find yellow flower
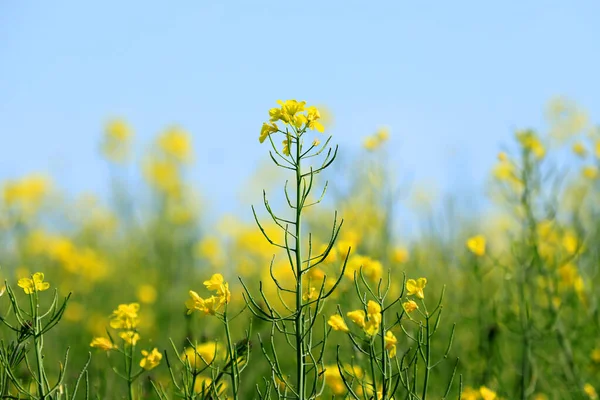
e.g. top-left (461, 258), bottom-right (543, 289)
top-left (204, 273), bottom-right (225, 292)
top-left (312, 139), bottom-right (321, 147)
top-left (306, 106), bottom-right (325, 132)
top-left (582, 165), bottom-right (598, 180)
top-left (90, 337), bottom-right (115, 351)
top-left (516, 129), bottom-right (545, 159)
top-left (259, 122), bottom-right (278, 143)
top-left (193, 377), bottom-right (227, 395)
top-left (303, 286), bottom-right (316, 301)
top-left (137, 284), bottom-right (157, 304)
top-left (466, 235), bottom-right (486, 256)
top-left (282, 138), bottom-right (291, 156)
top-left (384, 331), bottom-right (397, 357)
top-left (573, 142), bottom-right (587, 157)
top-left (479, 386), bottom-right (497, 400)
top-left (584, 384), bottom-right (598, 400)
top-left (203, 274), bottom-right (231, 305)
top-left (327, 315), bottom-right (349, 333)
top-left (17, 272), bottom-right (50, 295)
top-left (365, 301), bottom-right (382, 336)
top-left (403, 300), bottom-right (418, 313)
top-left (269, 100), bottom-right (306, 124)
top-left (461, 386), bottom-right (479, 400)
top-left (347, 310), bottom-right (366, 328)
top-left (109, 303), bottom-right (140, 330)
top-left (158, 126), bottom-right (193, 162)
top-left (591, 348), bottom-right (600, 363)
top-left (406, 278), bottom-right (427, 299)
top-left (119, 331), bottom-right (140, 346)
top-left (393, 247), bottom-right (409, 264)
top-left (182, 342), bottom-right (218, 369)
top-left (140, 348), bottom-right (162, 370)
top-left (102, 119), bottom-right (133, 162)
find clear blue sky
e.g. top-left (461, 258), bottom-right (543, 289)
top-left (1, 1), bottom-right (599, 219)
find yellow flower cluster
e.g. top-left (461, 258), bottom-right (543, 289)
top-left (101, 119), bottom-right (133, 162)
top-left (186, 273), bottom-right (231, 315)
top-left (259, 100), bottom-right (325, 155)
top-left (17, 272), bottom-right (50, 295)
top-left (363, 127), bottom-right (390, 151)
top-left (2, 174), bottom-right (51, 216)
top-left (140, 348), bottom-right (162, 370)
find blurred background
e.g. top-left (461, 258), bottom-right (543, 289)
top-left (2, 2), bottom-right (599, 223)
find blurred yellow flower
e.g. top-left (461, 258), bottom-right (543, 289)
top-left (140, 348), bottom-right (162, 370)
top-left (393, 247), bottom-right (410, 264)
top-left (17, 272), bottom-right (50, 295)
top-left (406, 278), bottom-right (427, 299)
top-left (584, 384), bottom-right (598, 400)
top-left (582, 165), bottom-right (598, 180)
top-left (327, 315), bottom-right (349, 333)
top-left (282, 138), bottom-right (291, 156)
top-left (182, 342), bottom-right (218, 369)
top-left (90, 337), bottom-right (115, 351)
top-left (516, 129), bottom-right (545, 159)
top-left (137, 284), bottom-right (157, 304)
top-left (572, 142), bottom-right (587, 157)
top-left (466, 235), bottom-right (486, 256)
top-left (3, 174), bottom-right (51, 215)
top-left (158, 126), bottom-right (193, 162)
top-left (591, 348), bottom-right (600, 364)
top-left (480, 386), bottom-right (497, 400)
top-left (102, 119), bottom-right (133, 162)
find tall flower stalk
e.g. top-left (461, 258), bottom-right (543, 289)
top-left (242, 100), bottom-right (348, 399)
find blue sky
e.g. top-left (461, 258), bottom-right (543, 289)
top-left (1, 1), bottom-right (599, 221)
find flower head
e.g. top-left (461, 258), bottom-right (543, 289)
top-left (140, 348), bottom-right (162, 370)
top-left (17, 272), bottom-right (50, 295)
top-left (109, 303), bottom-right (140, 330)
top-left (406, 278), bottom-right (427, 299)
top-left (403, 300), bottom-right (418, 313)
top-left (90, 337), bottom-right (115, 351)
top-left (466, 235), bottom-right (486, 256)
top-left (385, 331), bottom-right (397, 357)
top-left (327, 315), bottom-right (349, 333)
top-left (119, 330), bottom-right (140, 346)
top-left (346, 310), bottom-right (366, 328)
top-left (259, 122), bottom-right (278, 143)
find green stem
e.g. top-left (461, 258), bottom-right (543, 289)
top-left (380, 304), bottom-right (387, 399)
top-left (421, 311), bottom-right (431, 400)
top-left (223, 309), bottom-right (239, 399)
top-left (294, 134), bottom-right (305, 400)
top-left (127, 343), bottom-right (135, 400)
top-left (31, 292), bottom-right (46, 399)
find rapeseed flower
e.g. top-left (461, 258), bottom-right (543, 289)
top-left (109, 303), bottom-right (140, 330)
top-left (17, 272), bottom-right (50, 295)
top-left (466, 235), bottom-right (486, 256)
top-left (140, 348), bottom-right (162, 370)
top-left (406, 278), bottom-right (427, 299)
top-left (403, 300), bottom-right (418, 313)
top-left (327, 315), bottom-right (349, 333)
top-left (90, 337), bottom-right (116, 351)
top-left (385, 331), bottom-right (397, 357)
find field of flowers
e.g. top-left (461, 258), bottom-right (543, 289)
top-left (1, 98), bottom-right (599, 399)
